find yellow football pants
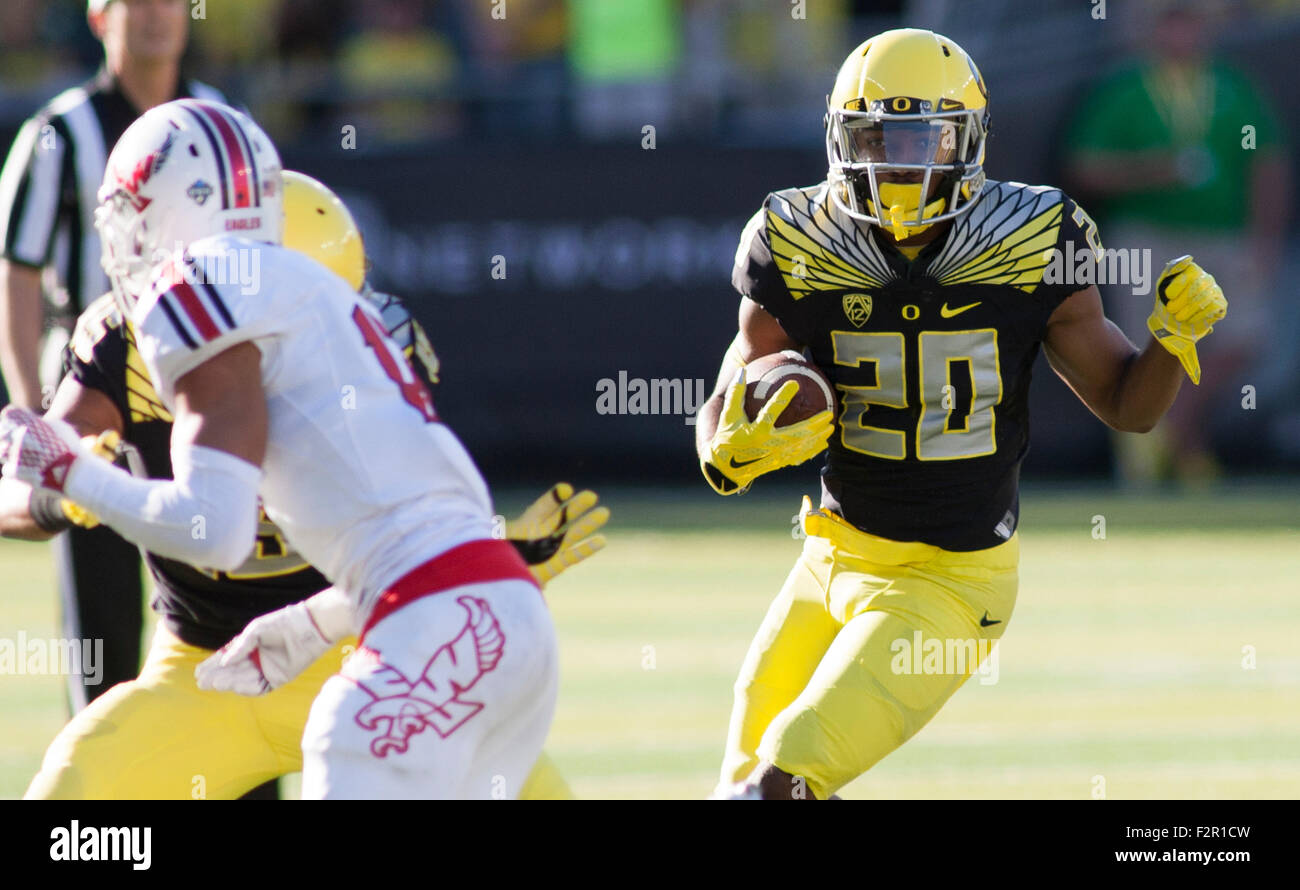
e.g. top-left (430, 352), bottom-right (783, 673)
top-left (720, 502), bottom-right (1019, 800)
top-left (26, 624), bottom-right (572, 800)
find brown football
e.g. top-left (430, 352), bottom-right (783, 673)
top-left (743, 350), bottom-right (835, 427)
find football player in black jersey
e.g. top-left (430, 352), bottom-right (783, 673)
top-left (695, 29), bottom-right (1227, 800)
top-left (0, 172), bottom-right (604, 798)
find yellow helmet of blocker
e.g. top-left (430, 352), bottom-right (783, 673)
top-left (825, 28), bottom-right (990, 240)
top-left (281, 170), bottom-right (366, 291)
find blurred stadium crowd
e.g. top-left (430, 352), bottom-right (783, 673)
top-left (0, 0), bottom-right (911, 145)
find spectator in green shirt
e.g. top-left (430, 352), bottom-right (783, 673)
top-left (568, 0), bottom-right (680, 139)
top-left (1064, 0), bottom-right (1290, 485)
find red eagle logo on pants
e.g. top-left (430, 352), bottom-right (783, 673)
top-left (352, 596), bottom-right (505, 757)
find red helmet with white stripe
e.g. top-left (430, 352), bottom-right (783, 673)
top-left (94, 99), bottom-right (283, 315)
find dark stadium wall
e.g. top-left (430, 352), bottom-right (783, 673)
top-left (287, 143), bottom-right (1112, 485)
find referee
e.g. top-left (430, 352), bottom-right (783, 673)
top-left (0, 0), bottom-right (223, 712)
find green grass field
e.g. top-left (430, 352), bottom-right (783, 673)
top-left (2, 482), bottom-right (1297, 799)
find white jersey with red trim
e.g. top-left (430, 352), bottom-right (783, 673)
top-left (131, 234), bottom-right (494, 610)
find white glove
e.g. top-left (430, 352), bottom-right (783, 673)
top-left (0, 406), bottom-right (86, 492)
top-left (196, 588), bottom-right (352, 695)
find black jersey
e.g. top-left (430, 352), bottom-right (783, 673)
top-left (733, 179), bottom-right (1100, 551)
top-left (63, 290), bottom-right (440, 648)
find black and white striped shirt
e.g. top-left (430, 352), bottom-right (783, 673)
top-left (0, 68), bottom-right (224, 326)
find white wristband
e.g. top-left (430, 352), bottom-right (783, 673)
top-left (304, 585), bottom-right (357, 643)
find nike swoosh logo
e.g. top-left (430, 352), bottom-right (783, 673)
top-left (729, 456), bottom-right (762, 469)
top-left (980, 611), bottom-right (1002, 627)
top-left (940, 301), bottom-right (981, 318)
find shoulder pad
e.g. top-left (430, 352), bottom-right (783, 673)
top-left (362, 288), bottom-right (440, 385)
top-left (926, 180), bottom-right (1067, 291)
top-left (363, 289), bottom-right (412, 341)
top-left (764, 183), bottom-right (896, 298)
top-left (132, 238), bottom-right (277, 402)
top-left (70, 293), bottom-right (124, 364)
top-left (141, 254), bottom-right (241, 350)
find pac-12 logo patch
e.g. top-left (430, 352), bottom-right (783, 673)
top-left (843, 293), bottom-right (872, 327)
top-left (187, 179), bottom-right (213, 206)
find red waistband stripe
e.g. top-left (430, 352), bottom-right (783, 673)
top-left (360, 538), bottom-right (539, 642)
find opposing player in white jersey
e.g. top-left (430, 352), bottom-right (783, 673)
top-left (0, 99), bottom-right (557, 799)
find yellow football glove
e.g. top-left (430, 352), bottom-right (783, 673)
top-left (700, 367), bottom-right (834, 495)
top-left (506, 482), bottom-right (609, 586)
top-left (1147, 255), bottom-right (1227, 385)
top-left (58, 430), bottom-right (124, 529)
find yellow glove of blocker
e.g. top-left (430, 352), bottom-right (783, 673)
top-left (506, 482), bottom-right (610, 586)
top-left (1147, 255), bottom-right (1227, 385)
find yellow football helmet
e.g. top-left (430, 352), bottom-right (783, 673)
top-left (282, 170), bottom-right (366, 291)
top-left (825, 28), bottom-right (989, 239)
